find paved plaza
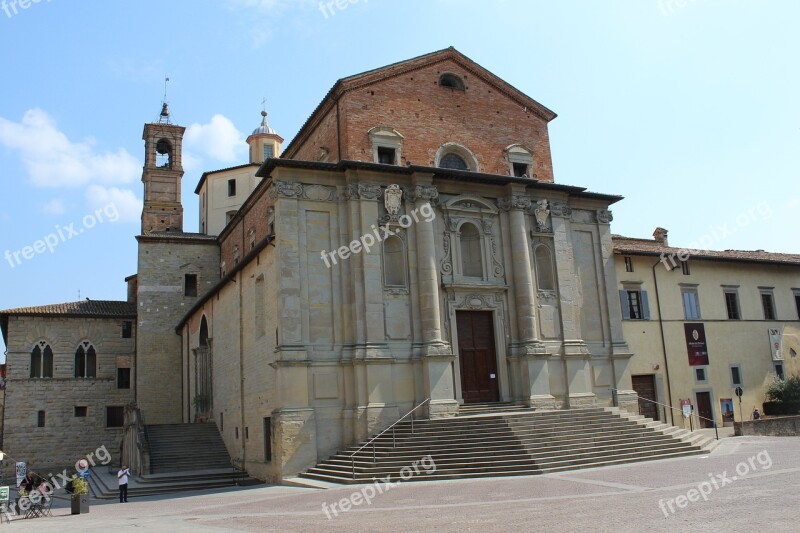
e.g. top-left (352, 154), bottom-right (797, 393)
top-left (4, 436), bottom-right (799, 532)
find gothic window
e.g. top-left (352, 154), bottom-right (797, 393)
top-left (534, 245), bottom-right (555, 290)
top-left (383, 235), bottom-right (406, 286)
top-left (30, 342), bottom-right (54, 378)
top-left (460, 223), bottom-right (483, 278)
top-left (74, 342), bottom-right (97, 378)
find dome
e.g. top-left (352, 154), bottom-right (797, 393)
top-left (252, 110), bottom-right (277, 136)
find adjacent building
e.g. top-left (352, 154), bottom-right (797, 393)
top-left (614, 228), bottom-right (800, 427)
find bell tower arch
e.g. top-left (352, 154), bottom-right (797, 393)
top-left (141, 103), bottom-right (186, 233)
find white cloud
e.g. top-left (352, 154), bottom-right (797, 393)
top-left (0, 109), bottom-right (141, 188)
top-left (85, 186), bottom-right (142, 224)
top-left (41, 199), bottom-right (67, 215)
top-left (184, 114), bottom-right (246, 163)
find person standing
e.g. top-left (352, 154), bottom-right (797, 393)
top-left (117, 465), bottom-right (130, 503)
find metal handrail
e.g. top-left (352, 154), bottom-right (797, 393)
top-left (610, 388), bottom-right (719, 440)
top-left (350, 398), bottom-right (431, 479)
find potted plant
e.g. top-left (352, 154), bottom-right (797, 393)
top-left (67, 475), bottom-right (89, 515)
top-left (192, 393), bottom-right (212, 422)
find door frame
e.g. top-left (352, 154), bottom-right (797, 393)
top-left (447, 293), bottom-right (509, 404)
top-left (631, 374), bottom-right (659, 421)
top-left (693, 388), bottom-right (716, 428)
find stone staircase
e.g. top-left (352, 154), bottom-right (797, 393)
top-left (300, 407), bottom-right (717, 484)
top-left (89, 422), bottom-right (257, 499)
top-left (146, 423), bottom-right (232, 473)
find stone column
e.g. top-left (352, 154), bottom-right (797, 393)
top-left (501, 185), bottom-right (553, 408)
top-left (410, 173), bottom-right (457, 418)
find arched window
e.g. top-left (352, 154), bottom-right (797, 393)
top-left (30, 342), bottom-right (54, 378)
top-left (440, 153), bottom-right (469, 171)
top-left (156, 138), bottom-right (172, 168)
top-left (460, 223), bottom-right (483, 278)
top-left (439, 73), bottom-right (465, 90)
top-left (75, 342), bottom-right (97, 378)
top-left (383, 235), bottom-right (406, 287)
top-left (199, 316), bottom-right (209, 347)
top-left (534, 245), bottom-right (555, 290)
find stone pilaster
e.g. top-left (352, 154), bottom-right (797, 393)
top-left (409, 173), bottom-right (457, 418)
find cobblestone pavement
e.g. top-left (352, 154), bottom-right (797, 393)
top-left (5, 436), bottom-right (799, 532)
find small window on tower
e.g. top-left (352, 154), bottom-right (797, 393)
top-left (185, 274), bottom-right (198, 297)
top-left (122, 321), bottom-right (132, 338)
top-left (377, 146), bottom-right (396, 165)
top-left (228, 179), bottom-right (237, 197)
top-left (263, 145), bottom-right (274, 160)
top-left (512, 162), bottom-right (529, 177)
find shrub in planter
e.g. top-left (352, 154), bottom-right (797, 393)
top-left (69, 476), bottom-right (89, 515)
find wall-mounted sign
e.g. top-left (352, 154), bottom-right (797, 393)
top-left (15, 462), bottom-right (26, 488)
top-left (684, 323), bottom-right (709, 366)
top-left (769, 328), bottom-right (783, 361)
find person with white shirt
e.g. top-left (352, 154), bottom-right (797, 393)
top-left (117, 465), bottom-right (130, 503)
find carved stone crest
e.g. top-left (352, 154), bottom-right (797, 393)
top-left (384, 184), bottom-right (403, 215)
top-left (534, 199), bottom-right (551, 232)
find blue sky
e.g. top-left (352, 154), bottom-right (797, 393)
top-left (1, 0), bottom-right (798, 356)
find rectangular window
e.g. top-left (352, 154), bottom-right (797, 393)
top-left (228, 179), bottom-right (236, 197)
top-left (730, 365), bottom-right (742, 387)
top-left (122, 321), bottom-right (132, 338)
top-left (624, 256), bottom-right (633, 273)
top-left (775, 362), bottom-right (785, 380)
top-left (117, 368), bottom-right (131, 389)
top-left (220, 412), bottom-right (224, 431)
top-left (75, 406), bottom-right (88, 417)
top-left (235, 427), bottom-right (239, 439)
top-left (184, 274), bottom-right (198, 297)
top-left (794, 291), bottom-right (800, 320)
top-left (619, 289), bottom-right (650, 320)
top-left (695, 367), bottom-right (707, 383)
top-left (682, 288), bottom-right (701, 320)
top-left (761, 291), bottom-right (776, 320)
top-left (245, 427), bottom-right (249, 440)
top-left (37, 410), bottom-right (45, 427)
top-left (264, 417), bottom-right (272, 462)
top-left (106, 406), bottom-right (124, 428)
top-left (263, 145), bottom-right (274, 160)
top-left (724, 291), bottom-right (740, 320)
top-left (377, 146), bottom-right (396, 165)
top-left (681, 260), bottom-right (690, 275)
top-left (512, 162), bottom-right (529, 177)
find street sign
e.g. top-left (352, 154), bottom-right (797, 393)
top-left (735, 387), bottom-right (743, 398)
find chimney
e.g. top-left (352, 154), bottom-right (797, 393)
top-left (653, 227), bottom-right (669, 246)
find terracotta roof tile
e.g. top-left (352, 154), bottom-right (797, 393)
top-left (0, 300), bottom-right (136, 318)
top-left (612, 235), bottom-right (800, 266)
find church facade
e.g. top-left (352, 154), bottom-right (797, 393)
top-left (175, 48), bottom-right (639, 481)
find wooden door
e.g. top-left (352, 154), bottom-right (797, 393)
top-left (631, 375), bottom-right (659, 421)
top-left (696, 392), bottom-right (714, 428)
top-left (456, 311), bottom-right (499, 403)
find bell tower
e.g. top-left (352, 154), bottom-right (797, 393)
top-left (141, 103), bottom-right (185, 233)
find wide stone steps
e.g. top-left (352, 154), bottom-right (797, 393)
top-left (145, 422), bottom-right (233, 474)
top-left (88, 467), bottom-right (249, 500)
top-left (299, 407), bottom-right (710, 483)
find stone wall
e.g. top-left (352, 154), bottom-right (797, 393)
top-left (136, 237), bottom-right (219, 424)
top-left (735, 416), bottom-right (800, 436)
top-left (2, 315), bottom-right (134, 473)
